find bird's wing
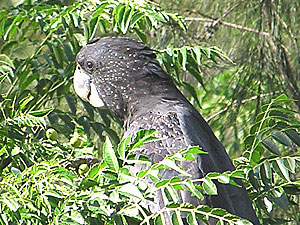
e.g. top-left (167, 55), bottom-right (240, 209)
top-left (175, 104), bottom-right (259, 224)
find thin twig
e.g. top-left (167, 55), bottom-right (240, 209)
top-left (207, 92), bottom-right (280, 122)
top-left (199, 1), bottom-right (248, 40)
top-left (218, 0), bottom-right (245, 21)
top-left (274, 11), bottom-right (300, 68)
top-left (185, 17), bottom-right (270, 37)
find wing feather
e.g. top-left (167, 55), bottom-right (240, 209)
top-left (176, 105), bottom-right (259, 224)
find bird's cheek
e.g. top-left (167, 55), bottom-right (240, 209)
top-left (89, 82), bottom-right (105, 108)
top-left (73, 66), bottom-right (90, 101)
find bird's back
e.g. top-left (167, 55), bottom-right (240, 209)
top-left (124, 94), bottom-right (259, 224)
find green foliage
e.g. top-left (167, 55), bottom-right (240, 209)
top-left (157, 46), bottom-right (230, 107)
top-left (0, 0), bottom-right (300, 224)
top-left (237, 94), bottom-right (300, 224)
top-left (0, 129), bottom-right (250, 224)
top-left (244, 94), bottom-right (299, 165)
top-left (0, 0), bottom-right (202, 146)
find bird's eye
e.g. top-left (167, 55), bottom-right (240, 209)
top-left (85, 61), bottom-right (94, 70)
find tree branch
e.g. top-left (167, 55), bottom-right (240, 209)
top-left (185, 17), bottom-right (270, 37)
top-left (207, 92), bottom-right (280, 122)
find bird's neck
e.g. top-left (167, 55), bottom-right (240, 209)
top-left (124, 83), bottom-right (186, 125)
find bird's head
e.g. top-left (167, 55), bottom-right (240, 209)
top-left (74, 37), bottom-right (172, 120)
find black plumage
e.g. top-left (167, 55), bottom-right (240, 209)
top-left (74, 37), bottom-right (259, 224)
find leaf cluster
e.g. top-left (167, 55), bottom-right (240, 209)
top-left (0, 129), bottom-right (250, 225)
top-left (0, 0), bottom-right (300, 224)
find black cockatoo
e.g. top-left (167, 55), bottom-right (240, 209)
top-left (73, 37), bottom-right (259, 225)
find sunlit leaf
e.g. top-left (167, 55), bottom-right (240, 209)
top-left (117, 136), bottom-right (131, 159)
top-left (130, 129), bottom-right (158, 149)
top-left (0, 54), bottom-right (14, 68)
top-left (29, 108), bottom-right (53, 117)
top-left (160, 159), bottom-right (190, 176)
top-left (202, 178), bottom-right (217, 195)
top-left (118, 183), bottom-right (143, 199)
top-left (2, 198), bottom-right (20, 212)
top-left (272, 159), bottom-right (290, 181)
top-left (103, 136), bottom-right (119, 172)
top-left (185, 179), bottom-right (204, 200)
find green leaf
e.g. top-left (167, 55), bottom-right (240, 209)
top-left (211, 208), bottom-right (227, 216)
top-left (19, 94), bottom-right (34, 111)
top-left (202, 178), bottom-right (217, 195)
top-left (271, 188), bottom-right (290, 210)
top-left (80, 178), bottom-right (98, 189)
top-left (29, 108), bottom-right (53, 117)
top-left (11, 40), bottom-right (36, 59)
top-left (103, 136), bottom-right (119, 172)
top-left (194, 46), bottom-right (202, 65)
top-left (166, 203), bottom-right (181, 209)
top-left (201, 47), bottom-right (211, 58)
top-left (183, 82), bottom-right (201, 108)
top-left (272, 159), bottom-right (290, 181)
top-left (285, 129), bottom-right (300, 147)
top-left (119, 168), bottom-right (136, 183)
top-left (0, 65), bottom-right (14, 80)
top-left (248, 169), bottom-right (259, 190)
top-left (154, 214), bottom-right (164, 225)
top-left (52, 42), bottom-right (64, 67)
top-left (130, 129), bottom-right (158, 149)
top-left (160, 159), bottom-right (191, 176)
top-left (180, 47), bottom-right (187, 71)
top-left (121, 5), bottom-right (134, 33)
top-left (250, 144), bottom-right (264, 164)
top-left (74, 33), bottom-right (87, 46)
top-left (186, 66), bottom-right (205, 89)
top-left (168, 13), bottom-right (186, 30)
top-left (273, 94), bottom-right (293, 103)
top-left (262, 138), bottom-right (281, 155)
top-left (118, 183), bottom-right (143, 199)
top-left (260, 161), bottom-right (272, 184)
top-left (20, 72), bottom-right (39, 92)
top-left (130, 12), bottom-right (144, 28)
top-left (87, 164), bottom-right (100, 179)
top-left (185, 146), bottom-right (207, 155)
top-left (145, 16), bottom-right (153, 30)
top-left (210, 46), bottom-right (234, 64)
top-left (2, 198), bottom-right (20, 212)
top-left (171, 211), bottom-right (184, 225)
top-left (185, 179), bottom-right (204, 200)
top-left (165, 185), bottom-right (179, 202)
top-left (155, 179), bottom-right (169, 188)
top-left (116, 4), bottom-right (126, 27)
top-left (134, 28), bottom-right (146, 43)
top-left (216, 174), bottom-right (230, 184)
top-left (187, 212), bottom-right (198, 225)
top-left (0, 54), bottom-right (14, 68)
top-left (283, 158), bottom-right (296, 173)
top-left (117, 136), bottom-right (131, 159)
top-left (89, 16), bottom-right (100, 39)
top-left (272, 131), bottom-right (292, 147)
top-left (0, 74), bottom-right (7, 84)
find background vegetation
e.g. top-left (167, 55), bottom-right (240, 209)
top-left (0, 0), bottom-right (300, 224)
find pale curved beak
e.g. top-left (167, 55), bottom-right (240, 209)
top-left (73, 65), bottom-right (105, 108)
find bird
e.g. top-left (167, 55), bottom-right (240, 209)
top-left (73, 36), bottom-right (259, 225)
